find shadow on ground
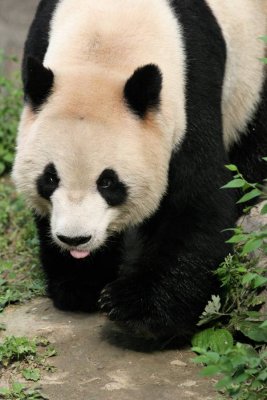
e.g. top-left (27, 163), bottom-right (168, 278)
top-left (0, 298), bottom-right (216, 400)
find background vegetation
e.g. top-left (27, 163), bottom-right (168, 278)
top-left (0, 54), bottom-right (48, 399)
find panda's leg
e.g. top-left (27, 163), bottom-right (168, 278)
top-left (229, 80), bottom-right (267, 184)
top-left (35, 216), bottom-right (120, 312)
top-left (98, 192), bottom-right (235, 343)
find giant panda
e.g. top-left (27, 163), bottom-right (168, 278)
top-left (12, 0), bottom-right (267, 344)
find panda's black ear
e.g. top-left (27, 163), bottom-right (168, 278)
top-left (124, 64), bottom-right (162, 118)
top-left (24, 56), bottom-right (54, 111)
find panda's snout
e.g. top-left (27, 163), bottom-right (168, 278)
top-left (56, 235), bottom-right (92, 247)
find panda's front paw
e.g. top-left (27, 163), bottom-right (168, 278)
top-left (99, 276), bottom-right (180, 339)
top-left (49, 280), bottom-right (100, 312)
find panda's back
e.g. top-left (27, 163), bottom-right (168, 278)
top-left (206, 0), bottom-right (266, 148)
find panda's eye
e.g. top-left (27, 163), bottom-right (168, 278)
top-left (96, 169), bottom-right (128, 206)
top-left (98, 177), bottom-right (114, 189)
top-left (37, 163), bottom-right (60, 200)
top-left (46, 173), bottom-right (58, 185)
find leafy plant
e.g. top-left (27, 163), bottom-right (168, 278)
top-left (192, 162), bottom-right (267, 399)
top-left (0, 177), bottom-right (45, 311)
top-left (0, 382), bottom-right (48, 400)
top-left (0, 335), bottom-right (56, 398)
top-left (0, 336), bottom-right (37, 367)
top-left (192, 330), bottom-right (267, 400)
top-left (0, 50), bottom-right (23, 175)
top-left (0, 335), bottom-right (56, 369)
top-left (22, 368), bottom-right (41, 382)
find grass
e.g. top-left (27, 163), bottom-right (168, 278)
top-left (0, 51), bottom-right (45, 310)
top-left (0, 336), bottom-right (56, 400)
top-left (0, 51), bottom-right (51, 398)
top-left (0, 382), bottom-right (48, 400)
top-left (0, 51), bottom-right (22, 175)
top-left (0, 176), bottom-right (46, 311)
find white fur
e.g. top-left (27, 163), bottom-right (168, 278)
top-left (51, 189), bottom-right (119, 252)
top-left (13, 0), bottom-right (188, 248)
top-left (206, 0), bottom-right (267, 148)
top-left (44, 0), bottom-right (187, 147)
top-left (13, 0), bottom-right (267, 250)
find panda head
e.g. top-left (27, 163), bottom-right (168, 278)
top-left (13, 58), bottom-right (171, 258)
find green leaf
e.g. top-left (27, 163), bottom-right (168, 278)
top-left (260, 321), bottom-right (267, 328)
top-left (242, 239), bottom-right (263, 255)
top-left (215, 376), bottom-right (233, 390)
top-left (200, 365), bottom-right (222, 377)
top-left (192, 328), bottom-right (215, 350)
top-left (225, 164), bottom-right (238, 172)
top-left (237, 188), bottom-right (262, 204)
top-left (258, 370), bottom-right (267, 381)
top-left (260, 204), bottom-right (267, 215)
top-left (22, 367), bottom-right (41, 382)
top-left (246, 311), bottom-right (261, 319)
top-left (0, 387), bottom-right (9, 395)
top-left (226, 234), bottom-right (248, 244)
top-left (221, 179), bottom-right (245, 189)
top-left (212, 330), bottom-right (234, 354)
top-left (253, 275), bottom-right (267, 288)
top-left (259, 36), bottom-right (267, 43)
top-left (192, 328), bottom-right (233, 354)
top-left (239, 322), bottom-right (267, 342)
top-left (242, 273), bottom-right (258, 285)
top-left (12, 382), bottom-right (24, 393)
top-left (259, 57), bottom-right (267, 64)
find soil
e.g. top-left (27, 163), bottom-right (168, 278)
top-left (0, 298), bottom-right (217, 400)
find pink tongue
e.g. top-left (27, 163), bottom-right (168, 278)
top-left (70, 250), bottom-right (90, 259)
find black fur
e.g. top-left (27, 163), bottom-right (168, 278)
top-left (97, 169), bottom-right (128, 206)
top-left (99, 0), bottom-right (237, 342)
top-left (124, 64), bottom-right (162, 118)
top-left (229, 79), bottom-right (267, 183)
top-left (35, 215), bottom-right (122, 312)
top-left (22, 0), bottom-right (59, 108)
top-left (22, 0), bottom-right (267, 346)
top-left (24, 56), bottom-right (54, 111)
top-left (37, 163), bottom-right (60, 200)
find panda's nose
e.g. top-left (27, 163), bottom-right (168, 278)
top-left (57, 235), bottom-right (92, 246)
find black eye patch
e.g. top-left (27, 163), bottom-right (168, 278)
top-left (97, 169), bottom-right (128, 206)
top-left (37, 163), bottom-right (60, 200)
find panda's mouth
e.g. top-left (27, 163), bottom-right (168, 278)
top-left (70, 250), bottom-right (90, 259)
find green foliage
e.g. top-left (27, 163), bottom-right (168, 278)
top-left (0, 177), bottom-right (46, 311)
top-left (22, 368), bottom-right (41, 382)
top-left (224, 164), bottom-right (267, 255)
top-left (0, 335), bottom-right (56, 398)
top-left (192, 161), bottom-right (267, 399)
top-left (0, 51), bottom-right (23, 176)
top-left (193, 331), bottom-right (267, 400)
top-left (0, 335), bottom-right (56, 369)
top-left (0, 53), bottom-right (44, 310)
top-left (0, 383), bottom-right (48, 400)
top-left (0, 336), bottom-right (37, 367)
top-left (197, 252), bottom-right (267, 331)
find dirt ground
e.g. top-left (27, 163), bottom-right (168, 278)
top-left (0, 1), bottom-right (218, 399)
top-left (0, 298), bottom-right (217, 400)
